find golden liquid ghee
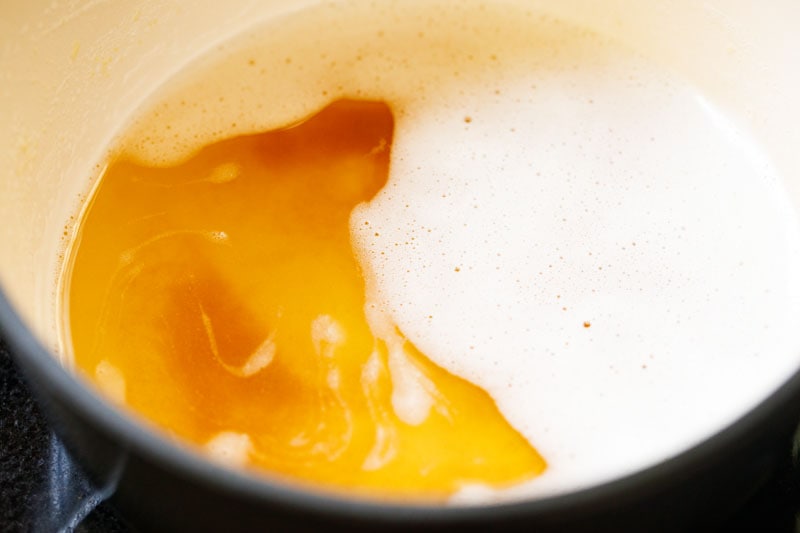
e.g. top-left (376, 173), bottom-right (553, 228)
top-left (67, 100), bottom-right (545, 501)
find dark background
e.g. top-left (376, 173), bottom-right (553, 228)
top-left (2, 331), bottom-right (800, 532)
top-left (0, 334), bottom-right (131, 533)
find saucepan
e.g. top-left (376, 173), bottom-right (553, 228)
top-left (2, 1), bottom-right (800, 531)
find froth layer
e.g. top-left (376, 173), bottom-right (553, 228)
top-left (356, 73), bottom-right (800, 497)
top-left (120, 1), bottom-right (608, 166)
top-left (111, 0), bottom-right (800, 501)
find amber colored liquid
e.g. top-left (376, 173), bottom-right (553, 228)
top-left (67, 100), bottom-right (545, 500)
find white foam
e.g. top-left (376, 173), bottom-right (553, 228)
top-left (113, 0), bottom-right (800, 502)
top-left (311, 314), bottom-right (346, 357)
top-left (354, 51), bottom-right (800, 499)
top-left (205, 431), bottom-right (254, 468)
top-left (94, 359), bottom-right (126, 405)
top-left (360, 350), bottom-right (399, 471)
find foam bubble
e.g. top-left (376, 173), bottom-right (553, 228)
top-left (205, 431), bottom-right (254, 468)
top-left (94, 359), bottom-right (126, 404)
top-left (311, 314), bottom-right (346, 357)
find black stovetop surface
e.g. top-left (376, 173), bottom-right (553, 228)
top-left (2, 331), bottom-right (799, 533)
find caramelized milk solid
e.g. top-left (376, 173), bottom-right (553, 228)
top-left (62, 0), bottom-right (800, 502)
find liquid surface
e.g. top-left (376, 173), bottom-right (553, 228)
top-left (63, 0), bottom-right (800, 503)
top-left (68, 99), bottom-right (544, 500)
